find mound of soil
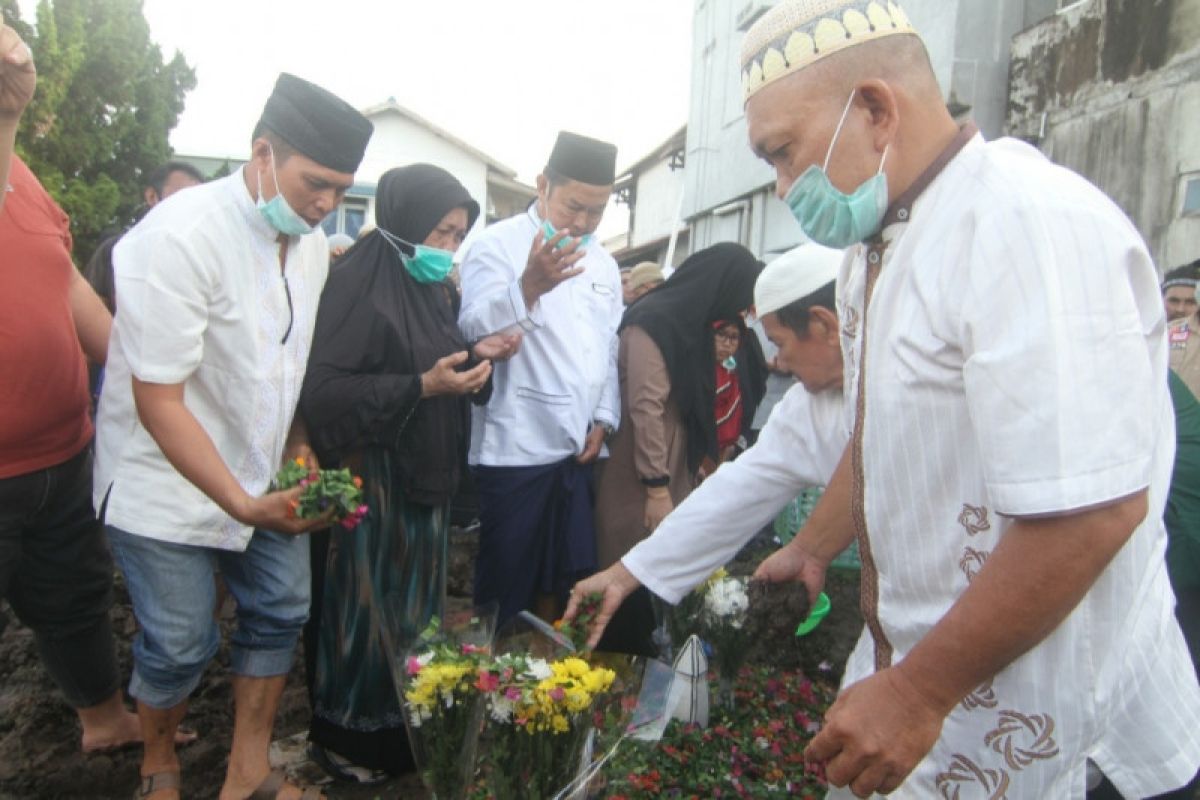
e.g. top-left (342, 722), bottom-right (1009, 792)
top-left (0, 527), bottom-right (862, 799)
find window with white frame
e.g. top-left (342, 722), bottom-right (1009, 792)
top-left (1182, 174), bottom-right (1200, 218)
top-left (321, 196), bottom-right (370, 239)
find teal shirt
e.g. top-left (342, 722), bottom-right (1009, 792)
top-left (1166, 371), bottom-right (1200, 590)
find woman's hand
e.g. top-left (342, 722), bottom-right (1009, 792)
top-left (420, 351), bottom-right (491, 397)
top-left (644, 486), bottom-right (673, 532)
top-left (473, 333), bottom-right (522, 362)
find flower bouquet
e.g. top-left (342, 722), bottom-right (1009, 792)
top-left (477, 652), bottom-right (617, 800)
top-left (398, 616), bottom-right (494, 800)
top-left (666, 566), bottom-right (729, 653)
top-left (273, 457), bottom-right (367, 529)
top-left (699, 574), bottom-right (751, 709)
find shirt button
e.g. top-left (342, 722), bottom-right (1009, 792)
top-left (868, 251), bottom-right (881, 264)
top-left (897, 208), bottom-right (909, 221)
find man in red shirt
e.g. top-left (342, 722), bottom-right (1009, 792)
top-left (0, 13), bottom-right (186, 756)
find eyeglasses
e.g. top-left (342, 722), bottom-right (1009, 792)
top-left (714, 331), bottom-right (740, 344)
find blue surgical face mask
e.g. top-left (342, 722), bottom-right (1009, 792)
top-left (378, 228), bottom-right (455, 284)
top-left (541, 219), bottom-right (592, 252)
top-left (784, 91), bottom-right (890, 248)
top-left (256, 146), bottom-right (316, 237)
top-left (722, 355), bottom-right (738, 371)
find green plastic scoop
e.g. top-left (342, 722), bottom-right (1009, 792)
top-left (794, 592), bottom-right (831, 637)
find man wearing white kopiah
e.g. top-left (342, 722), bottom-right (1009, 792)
top-left (733, 1), bottom-right (1200, 798)
top-left (458, 132), bottom-right (623, 627)
top-left (565, 243), bottom-right (848, 615)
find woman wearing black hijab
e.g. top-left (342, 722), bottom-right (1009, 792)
top-left (595, 243), bottom-right (765, 571)
top-left (299, 164), bottom-right (519, 783)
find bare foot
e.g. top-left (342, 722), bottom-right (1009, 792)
top-left (81, 706), bottom-right (197, 753)
top-left (219, 768), bottom-right (323, 800)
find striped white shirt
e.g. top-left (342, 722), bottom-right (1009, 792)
top-left (834, 132), bottom-right (1200, 798)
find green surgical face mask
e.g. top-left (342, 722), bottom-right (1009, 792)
top-left (541, 219), bottom-right (592, 251)
top-left (378, 228), bottom-right (455, 283)
top-left (784, 90), bottom-right (890, 248)
top-left (256, 146), bottom-right (316, 237)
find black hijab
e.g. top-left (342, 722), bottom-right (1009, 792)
top-left (620, 243), bottom-right (764, 472)
top-left (301, 164), bottom-right (480, 505)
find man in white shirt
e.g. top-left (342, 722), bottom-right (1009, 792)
top-left (95, 73), bottom-right (372, 800)
top-left (731, 1), bottom-right (1200, 797)
top-left (565, 244), bottom-right (848, 611)
top-left (458, 131), bottom-right (623, 627)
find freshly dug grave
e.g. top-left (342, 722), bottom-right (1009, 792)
top-left (0, 527), bottom-right (861, 799)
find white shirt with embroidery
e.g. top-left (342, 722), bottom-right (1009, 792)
top-left (94, 168), bottom-right (329, 551)
top-left (834, 134), bottom-right (1200, 798)
top-left (623, 384), bottom-right (848, 603)
top-left (457, 206), bottom-right (622, 466)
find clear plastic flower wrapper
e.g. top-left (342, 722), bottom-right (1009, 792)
top-left (388, 608), bottom-right (497, 800)
top-left (477, 610), bottom-right (662, 800)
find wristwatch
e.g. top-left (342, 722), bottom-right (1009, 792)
top-left (593, 420), bottom-right (616, 441)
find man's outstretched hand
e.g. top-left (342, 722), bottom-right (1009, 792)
top-left (563, 562), bottom-right (642, 649)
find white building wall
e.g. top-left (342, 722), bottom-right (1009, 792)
top-left (684, 0), bottom-right (1057, 256)
top-left (355, 113), bottom-right (492, 235)
top-left (632, 158), bottom-right (687, 247)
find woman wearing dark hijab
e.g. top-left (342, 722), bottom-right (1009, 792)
top-left (298, 164), bottom-right (519, 783)
top-left (595, 243), bottom-right (765, 572)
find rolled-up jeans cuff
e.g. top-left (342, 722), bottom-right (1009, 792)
top-left (229, 643), bottom-right (298, 678)
top-left (128, 667), bottom-right (204, 710)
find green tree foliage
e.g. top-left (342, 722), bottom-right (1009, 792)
top-left (1, 0), bottom-right (194, 261)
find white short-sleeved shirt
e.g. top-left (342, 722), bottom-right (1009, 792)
top-left (457, 207), bottom-right (623, 466)
top-left (624, 384), bottom-right (847, 603)
top-left (94, 169), bottom-right (329, 551)
top-left (834, 134), bottom-right (1200, 798)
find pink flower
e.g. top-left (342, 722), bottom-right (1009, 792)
top-left (406, 656), bottom-right (423, 676)
top-left (549, 687), bottom-right (565, 702)
top-left (356, 504), bottom-right (369, 516)
top-left (299, 477), bottom-right (311, 488)
top-left (474, 670), bottom-right (499, 692)
top-left (504, 686), bottom-right (522, 701)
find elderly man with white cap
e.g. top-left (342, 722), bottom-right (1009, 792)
top-left (565, 242), bottom-right (848, 630)
top-left (732, 1), bottom-right (1200, 798)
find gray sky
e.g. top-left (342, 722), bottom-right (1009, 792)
top-left (18, 0), bottom-right (694, 190)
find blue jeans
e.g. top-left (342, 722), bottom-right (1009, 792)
top-left (107, 526), bottom-right (310, 709)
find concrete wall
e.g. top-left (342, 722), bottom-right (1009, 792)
top-left (1008, 0), bottom-right (1200, 268)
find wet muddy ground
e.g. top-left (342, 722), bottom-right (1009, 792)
top-left (0, 528), bottom-right (863, 799)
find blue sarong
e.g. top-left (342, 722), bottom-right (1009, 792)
top-left (472, 458), bottom-right (597, 626)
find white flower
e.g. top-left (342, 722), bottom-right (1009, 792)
top-left (526, 658), bottom-right (553, 681)
top-left (488, 696), bottom-right (516, 723)
top-left (703, 577), bottom-right (749, 625)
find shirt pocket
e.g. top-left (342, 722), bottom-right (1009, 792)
top-left (515, 386), bottom-right (572, 406)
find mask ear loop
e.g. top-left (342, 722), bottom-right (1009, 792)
top-left (877, 144), bottom-right (890, 174)
top-left (822, 90), bottom-right (859, 172)
top-left (376, 227), bottom-right (414, 262)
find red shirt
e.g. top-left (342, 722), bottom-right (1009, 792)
top-left (0, 155), bottom-right (92, 478)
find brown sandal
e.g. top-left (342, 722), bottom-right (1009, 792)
top-left (134, 771), bottom-right (181, 799)
top-left (248, 768), bottom-right (323, 800)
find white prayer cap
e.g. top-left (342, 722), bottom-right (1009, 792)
top-left (741, 0), bottom-right (918, 103)
top-left (754, 243), bottom-right (844, 317)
